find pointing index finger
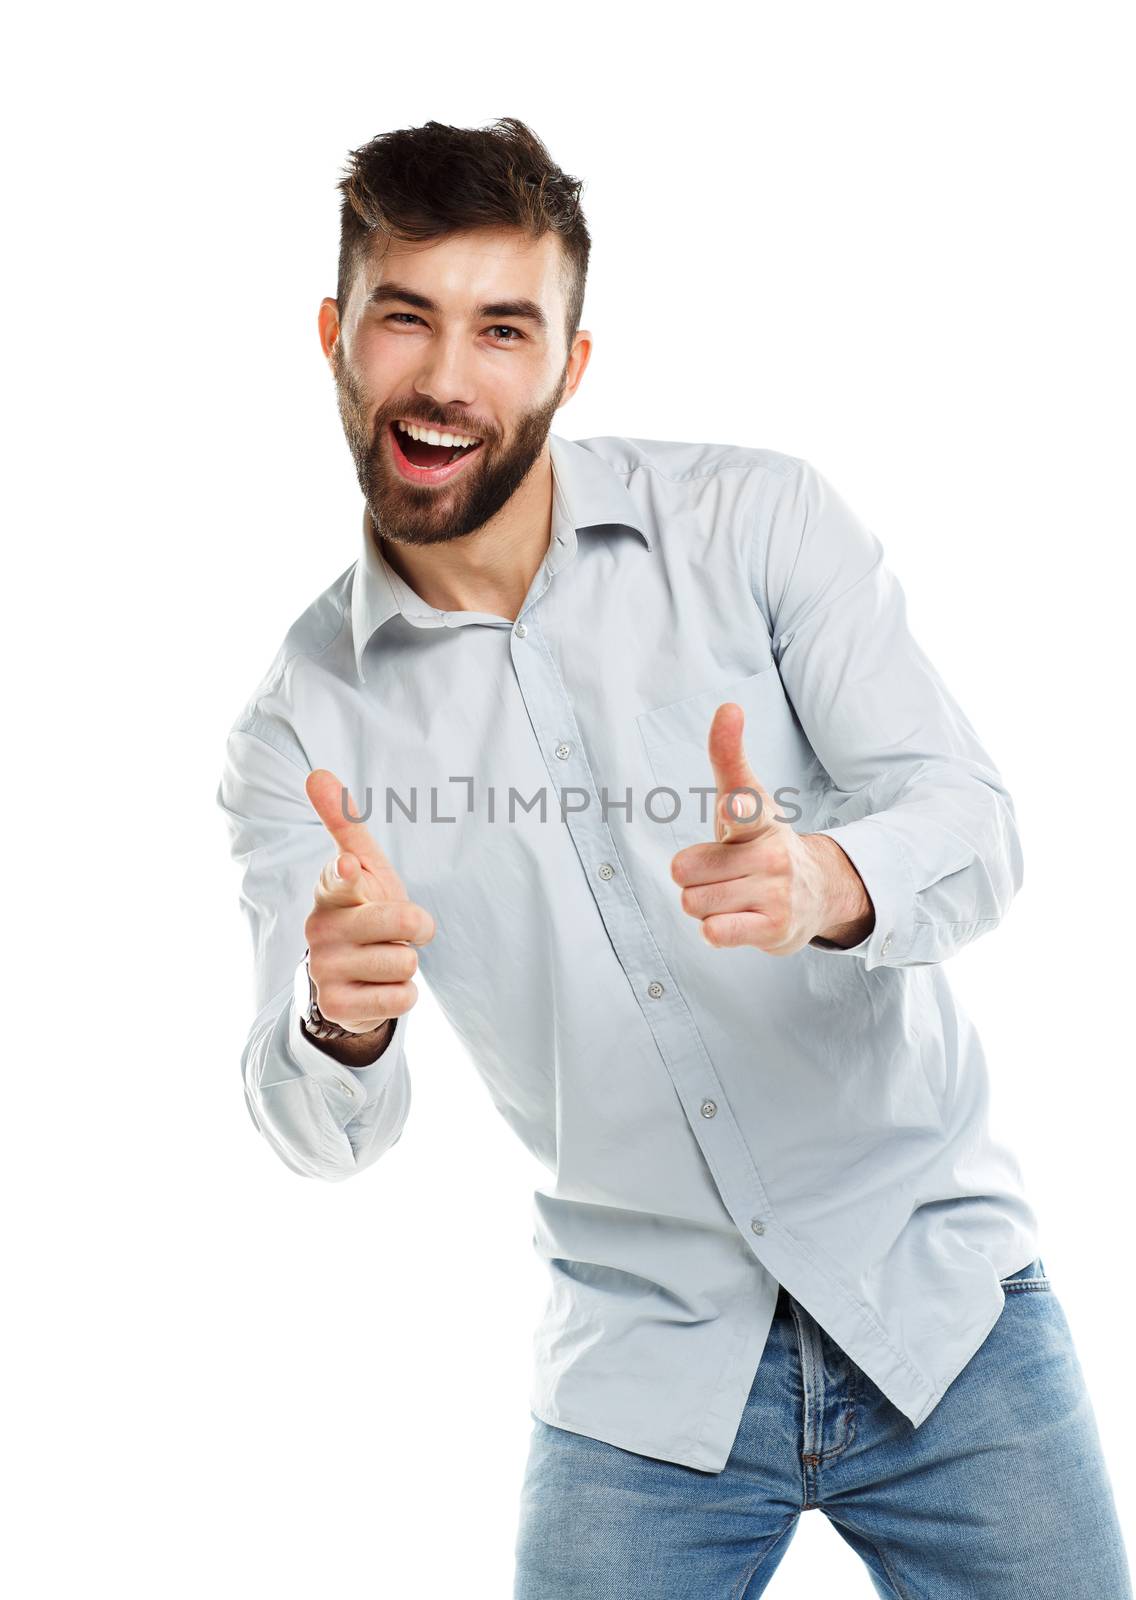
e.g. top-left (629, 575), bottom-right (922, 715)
top-left (305, 767), bottom-right (406, 900)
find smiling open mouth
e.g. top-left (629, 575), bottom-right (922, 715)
top-left (389, 419), bottom-right (485, 482)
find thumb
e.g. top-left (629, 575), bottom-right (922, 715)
top-left (707, 701), bottom-right (779, 844)
top-left (312, 849), bottom-right (369, 909)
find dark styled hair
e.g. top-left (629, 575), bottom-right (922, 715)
top-left (335, 117), bottom-right (590, 353)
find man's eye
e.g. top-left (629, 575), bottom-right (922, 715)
top-left (385, 313), bottom-right (521, 344)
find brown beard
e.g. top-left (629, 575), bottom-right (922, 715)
top-left (332, 344), bottom-right (570, 549)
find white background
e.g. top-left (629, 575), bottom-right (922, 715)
top-left (5, 2), bottom-right (1133, 1593)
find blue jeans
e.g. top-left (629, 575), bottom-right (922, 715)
top-left (514, 1259), bottom-right (1132, 1597)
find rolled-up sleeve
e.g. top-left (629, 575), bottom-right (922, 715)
top-left (752, 457), bottom-right (1024, 970)
top-left (216, 715), bottom-right (412, 1179)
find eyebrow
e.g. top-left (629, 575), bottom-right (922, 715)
top-left (366, 281), bottom-right (549, 331)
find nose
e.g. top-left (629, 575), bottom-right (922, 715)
top-left (411, 330), bottom-right (478, 418)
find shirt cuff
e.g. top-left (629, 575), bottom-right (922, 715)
top-left (288, 954), bottom-right (407, 1120)
top-left (806, 818), bottom-right (917, 970)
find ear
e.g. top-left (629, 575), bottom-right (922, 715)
top-left (559, 329), bottom-right (593, 408)
top-left (318, 297), bottom-right (342, 364)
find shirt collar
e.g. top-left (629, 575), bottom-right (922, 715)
top-left (350, 431), bottom-right (651, 683)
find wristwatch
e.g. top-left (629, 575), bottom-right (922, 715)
top-left (300, 949), bottom-right (390, 1044)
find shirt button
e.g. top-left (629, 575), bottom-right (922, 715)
top-left (340, 1082), bottom-right (355, 1097)
top-left (555, 742), bottom-right (572, 760)
top-left (700, 1099), bottom-right (717, 1119)
top-left (750, 1218), bottom-right (766, 1235)
top-left (514, 622), bottom-right (527, 638)
top-left (647, 980), bottom-right (665, 999)
top-left (881, 933), bottom-right (894, 956)
top-left (597, 862), bottom-right (615, 880)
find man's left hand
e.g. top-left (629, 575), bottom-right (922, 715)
top-left (669, 699), bottom-right (875, 954)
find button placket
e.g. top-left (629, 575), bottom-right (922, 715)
top-left (507, 607), bottom-right (781, 1266)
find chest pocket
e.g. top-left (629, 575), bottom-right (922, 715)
top-left (635, 663), bottom-right (829, 853)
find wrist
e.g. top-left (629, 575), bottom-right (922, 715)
top-left (301, 1013), bottom-right (395, 1067)
top-left (805, 833), bottom-right (875, 946)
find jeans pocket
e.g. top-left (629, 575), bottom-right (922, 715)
top-left (999, 1256), bottom-right (1052, 1292)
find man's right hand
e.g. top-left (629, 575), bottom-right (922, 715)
top-left (303, 769), bottom-right (436, 1058)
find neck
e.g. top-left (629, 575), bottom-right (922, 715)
top-left (376, 449), bottom-right (554, 624)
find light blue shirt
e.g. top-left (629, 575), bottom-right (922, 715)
top-left (216, 432), bottom-right (1040, 1472)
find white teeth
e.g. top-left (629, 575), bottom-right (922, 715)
top-left (396, 419), bottom-right (480, 448)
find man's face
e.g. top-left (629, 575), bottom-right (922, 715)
top-left (325, 227), bottom-right (581, 548)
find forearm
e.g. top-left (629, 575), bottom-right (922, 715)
top-left (812, 766), bottom-right (1022, 965)
top-left (237, 979), bottom-right (411, 1181)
